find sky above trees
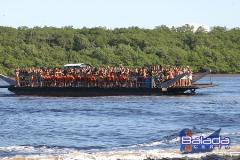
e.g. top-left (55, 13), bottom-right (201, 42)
top-left (0, 0), bottom-right (239, 29)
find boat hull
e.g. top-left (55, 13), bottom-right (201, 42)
top-left (7, 86), bottom-right (198, 97)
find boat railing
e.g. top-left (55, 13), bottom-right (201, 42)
top-left (15, 76), bottom-right (192, 89)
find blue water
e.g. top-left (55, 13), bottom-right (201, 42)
top-left (0, 76), bottom-right (239, 157)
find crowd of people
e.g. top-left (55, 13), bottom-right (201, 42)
top-left (15, 65), bottom-right (193, 88)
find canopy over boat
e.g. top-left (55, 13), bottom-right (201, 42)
top-left (63, 63), bottom-right (92, 68)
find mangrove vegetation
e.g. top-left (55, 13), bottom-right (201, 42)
top-left (0, 24), bottom-right (240, 75)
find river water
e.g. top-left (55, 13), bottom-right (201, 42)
top-left (0, 76), bottom-right (239, 159)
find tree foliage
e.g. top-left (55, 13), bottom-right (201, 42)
top-left (0, 25), bottom-right (240, 75)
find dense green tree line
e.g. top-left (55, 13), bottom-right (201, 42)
top-left (0, 24), bottom-right (240, 75)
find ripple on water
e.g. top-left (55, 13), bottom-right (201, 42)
top-left (0, 77), bottom-right (240, 157)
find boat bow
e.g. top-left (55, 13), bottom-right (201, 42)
top-left (0, 74), bottom-right (16, 86)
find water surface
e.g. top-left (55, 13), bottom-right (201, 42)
top-left (0, 76), bottom-right (239, 158)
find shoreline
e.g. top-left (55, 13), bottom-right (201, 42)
top-left (3, 146), bottom-right (240, 160)
top-left (199, 73), bottom-right (240, 77)
top-left (4, 152), bottom-right (240, 160)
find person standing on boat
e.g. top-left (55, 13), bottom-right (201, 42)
top-left (179, 67), bottom-right (184, 86)
top-left (187, 66), bottom-right (192, 86)
top-left (15, 69), bottom-right (20, 87)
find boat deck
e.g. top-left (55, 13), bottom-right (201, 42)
top-left (6, 83), bottom-right (215, 97)
top-left (192, 83), bottom-right (217, 89)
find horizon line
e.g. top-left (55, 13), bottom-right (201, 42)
top-left (0, 24), bottom-right (238, 31)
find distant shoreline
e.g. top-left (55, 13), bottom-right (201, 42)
top-left (207, 73), bottom-right (240, 77)
top-left (145, 154), bottom-right (240, 160)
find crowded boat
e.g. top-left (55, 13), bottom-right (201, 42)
top-left (14, 65), bottom-right (193, 88)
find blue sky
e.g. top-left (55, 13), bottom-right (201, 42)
top-left (0, 0), bottom-right (239, 29)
